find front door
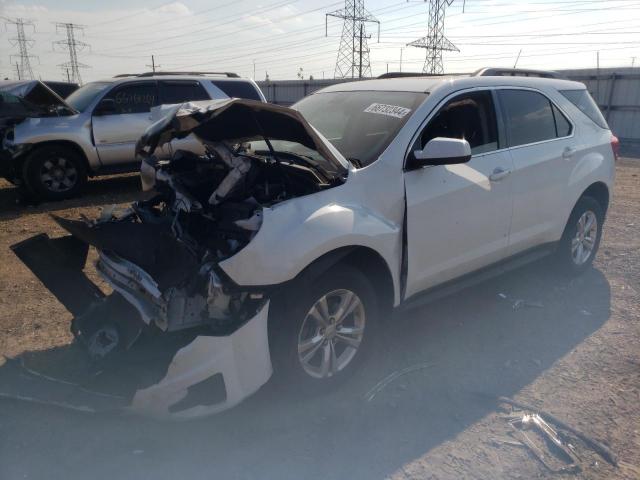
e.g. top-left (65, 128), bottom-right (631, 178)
top-left (92, 81), bottom-right (158, 165)
top-left (404, 89), bottom-right (514, 298)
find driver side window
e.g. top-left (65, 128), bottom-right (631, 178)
top-left (419, 90), bottom-right (499, 155)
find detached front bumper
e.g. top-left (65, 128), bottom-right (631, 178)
top-left (6, 233), bottom-right (273, 419)
top-left (130, 301), bottom-right (272, 419)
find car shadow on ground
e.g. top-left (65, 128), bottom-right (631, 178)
top-left (0, 174), bottom-right (142, 220)
top-left (0, 262), bottom-right (611, 480)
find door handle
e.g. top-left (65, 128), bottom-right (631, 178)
top-left (562, 146), bottom-right (577, 159)
top-left (489, 167), bottom-right (511, 182)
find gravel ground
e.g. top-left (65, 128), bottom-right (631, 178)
top-left (0, 161), bottom-right (638, 480)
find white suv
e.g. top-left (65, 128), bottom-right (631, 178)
top-left (12, 70), bottom-right (617, 418)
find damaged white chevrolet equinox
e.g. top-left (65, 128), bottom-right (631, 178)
top-left (12, 70), bottom-right (617, 418)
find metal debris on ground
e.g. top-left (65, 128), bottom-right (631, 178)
top-left (497, 396), bottom-right (619, 469)
top-left (363, 362), bottom-right (435, 402)
top-left (497, 293), bottom-right (544, 310)
top-left (508, 412), bottom-right (581, 474)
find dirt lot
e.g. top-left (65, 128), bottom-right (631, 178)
top-left (0, 162), bottom-right (638, 480)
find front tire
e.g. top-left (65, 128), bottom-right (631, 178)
top-left (557, 196), bottom-right (604, 275)
top-left (23, 145), bottom-right (87, 201)
top-left (270, 264), bottom-right (379, 393)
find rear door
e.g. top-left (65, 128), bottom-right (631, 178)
top-left (496, 88), bottom-right (574, 254)
top-left (404, 89), bottom-right (515, 297)
top-left (92, 81), bottom-right (158, 165)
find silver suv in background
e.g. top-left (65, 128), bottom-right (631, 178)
top-left (1, 72), bottom-right (265, 200)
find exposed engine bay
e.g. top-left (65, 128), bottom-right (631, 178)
top-left (8, 98), bottom-right (347, 417)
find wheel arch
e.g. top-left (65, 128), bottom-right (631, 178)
top-left (580, 181), bottom-right (610, 214)
top-left (293, 246), bottom-right (395, 314)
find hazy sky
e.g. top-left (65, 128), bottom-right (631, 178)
top-left (1, 0), bottom-right (640, 83)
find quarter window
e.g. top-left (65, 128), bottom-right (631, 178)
top-left (552, 104), bottom-right (572, 137)
top-left (159, 81), bottom-right (209, 104)
top-left (560, 89), bottom-right (608, 129)
top-left (498, 90), bottom-right (571, 147)
top-left (102, 82), bottom-right (157, 114)
top-left (419, 90), bottom-right (499, 155)
top-left (210, 80), bottom-right (262, 101)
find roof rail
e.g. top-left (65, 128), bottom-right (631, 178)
top-left (377, 72), bottom-right (449, 79)
top-left (113, 71), bottom-right (240, 78)
top-left (473, 67), bottom-right (566, 79)
top-left (138, 71), bottom-right (240, 78)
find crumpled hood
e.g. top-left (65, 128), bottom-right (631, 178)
top-left (137, 98), bottom-right (348, 178)
top-left (0, 80), bottom-right (77, 121)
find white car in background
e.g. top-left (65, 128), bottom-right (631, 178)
top-left (12, 68), bottom-right (617, 418)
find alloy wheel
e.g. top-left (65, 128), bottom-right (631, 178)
top-left (297, 289), bottom-right (366, 379)
top-left (39, 157), bottom-right (78, 193)
top-left (571, 210), bottom-right (598, 266)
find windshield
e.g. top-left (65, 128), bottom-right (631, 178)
top-left (65, 81), bottom-right (111, 112)
top-left (293, 90), bottom-right (427, 167)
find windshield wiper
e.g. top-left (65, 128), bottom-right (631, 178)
top-left (277, 150), bottom-right (331, 182)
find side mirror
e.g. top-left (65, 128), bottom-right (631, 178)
top-left (93, 98), bottom-right (117, 116)
top-left (407, 137), bottom-right (472, 170)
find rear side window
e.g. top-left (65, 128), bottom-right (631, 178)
top-left (103, 82), bottom-right (157, 114)
top-left (560, 89), bottom-right (608, 129)
top-left (499, 90), bottom-right (571, 147)
top-left (210, 80), bottom-right (261, 101)
top-left (159, 81), bottom-right (209, 104)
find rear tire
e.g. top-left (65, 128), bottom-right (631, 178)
top-left (269, 264), bottom-right (379, 393)
top-left (556, 196), bottom-right (604, 275)
top-left (23, 145), bottom-right (87, 201)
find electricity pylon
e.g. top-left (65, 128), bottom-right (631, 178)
top-left (6, 18), bottom-right (37, 80)
top-left (326, 0), bottom-right (380, 79)
top-left (53, 23), bottom-right (90, 84)
top-left (408, 0), bottom-right (458, 74)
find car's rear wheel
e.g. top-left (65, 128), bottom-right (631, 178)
top-left (23, 145), bottom-right (87, 201)
top-left (557, 196), bottom-right (604, 275)
top-left (270, 264), bottom-right (378, 392)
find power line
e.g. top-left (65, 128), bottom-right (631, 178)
top-left (6, 18), bottom-right (37, 80)
top-left (408, 0), bottom-right (458, 74)
top-left (53, 23), bottom-right (90, 85)
top-left (326, 0), bottom-right (380, 78)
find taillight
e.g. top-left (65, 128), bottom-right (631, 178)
top-left (611, 135), bottom-right (620, 161)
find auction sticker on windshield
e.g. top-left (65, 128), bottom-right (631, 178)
top-left (363, 103), bottom-right (412, 119)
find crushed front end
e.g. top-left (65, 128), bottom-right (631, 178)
top-left (7, 98), bottom-right (345, 418)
